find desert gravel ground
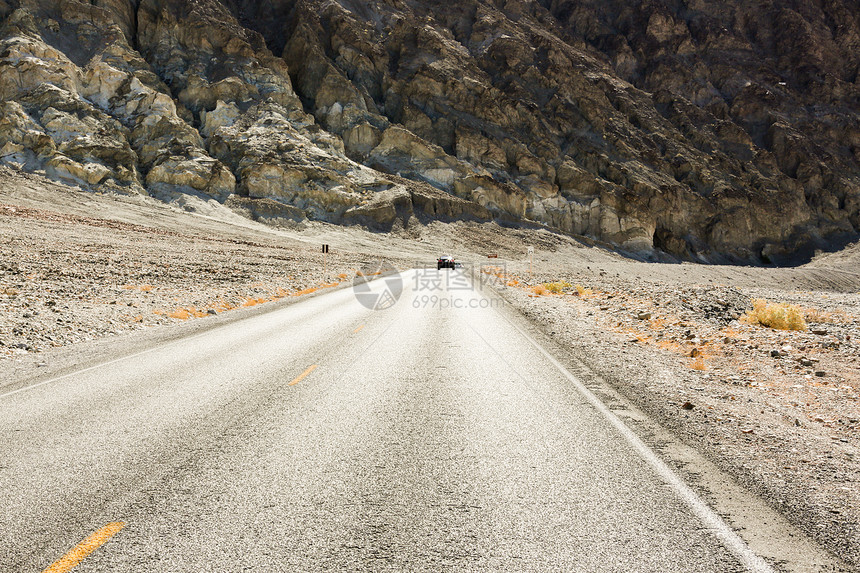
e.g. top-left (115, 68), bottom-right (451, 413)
top-left (491, 255), bottom-right (860, 568)
top-left (2, 167), bottom-right (859, 568)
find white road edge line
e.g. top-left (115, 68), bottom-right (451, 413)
top-left (503, 314), bottom-right (776, 573)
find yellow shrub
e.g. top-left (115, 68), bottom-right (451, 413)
top-left (168, 308), bottom-right (190, 320)
top-left (543, 281), bottom-right (571, 294)
top-left (574, 284), bottom-right (592, 297)
top-left (532, 284), bottom-right (548, 295)
top-left (741, 299), bottom-right (807, 331)
top-left (172, 307), bottom-right (207, 319)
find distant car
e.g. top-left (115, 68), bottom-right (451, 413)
top-left (437, 255), bottom-right (455, 270)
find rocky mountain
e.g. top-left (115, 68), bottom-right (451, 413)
top-left (1, 0), bottom-right (858, 263)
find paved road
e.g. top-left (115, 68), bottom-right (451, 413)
top-left (1, 269), bottom-right (774, 571)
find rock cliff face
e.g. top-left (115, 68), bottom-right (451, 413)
top-left (1, 0), bottom-right (858, 262)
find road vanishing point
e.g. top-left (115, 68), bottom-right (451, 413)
top-left (0, 268), bottom-right (840, 571)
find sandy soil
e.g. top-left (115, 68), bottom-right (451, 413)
top-left (2, 166), bottom-right (859, 567)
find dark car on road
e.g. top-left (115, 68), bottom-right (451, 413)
top-left (437, 256), bottom-right (455, 270)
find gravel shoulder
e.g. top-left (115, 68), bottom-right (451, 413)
top-left (2, 169), bottom-right (859, 568)
top-left (490, 256), bottom-right (860, 569)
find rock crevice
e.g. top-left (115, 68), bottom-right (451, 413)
top-left (1, 0), bottom-right (858, 262)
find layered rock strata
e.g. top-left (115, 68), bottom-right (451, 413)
top-left (1, 0), bottom-right (858, 262)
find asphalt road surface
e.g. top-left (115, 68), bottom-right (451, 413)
top-left (2, 268), bottom-right (783, 571)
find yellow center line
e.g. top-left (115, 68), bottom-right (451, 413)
top-left (42, 522), bottom-right (125, 573)
top-left (289, 364), bottom-right (318, 386)
top-left (352, 325), bottom-right (365, 333)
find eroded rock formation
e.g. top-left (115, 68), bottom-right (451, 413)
top-left (1, 0), bottom-right (858, 262)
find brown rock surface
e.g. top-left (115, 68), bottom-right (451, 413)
top-left (1, 0), bottom-right (858, 261)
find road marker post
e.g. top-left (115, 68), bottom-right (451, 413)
top-left (322, 244), bottom-right (329, 277)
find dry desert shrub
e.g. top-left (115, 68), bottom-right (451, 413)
top-left (574, 284), bottom-right (592, 297)
top-left (168, 308), bottom-right (190, 320)
top-left (482, 266), bottom-right (506, 279)
top-left (543, 281), bottom-right (571, 294)
top-left (170, 307), bottom-right (209, 319)
top-left (531, 284), bottom-right (548, 295)
top-left (741, 298), bottom-right (807, 331)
